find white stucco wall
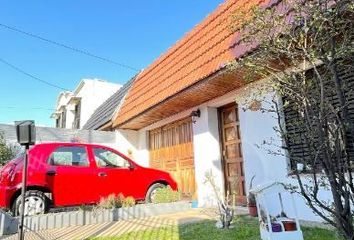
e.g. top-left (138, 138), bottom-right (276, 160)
top-left (192, 106), bottom-right (225, 207)
top-left (237, 93), bottom-right (331, 222)
top-left (136, 130), bottom-right (150, 167)
top-left (231, 80), bottom-right (338, 222)
top-left (115, 129), bottom-right (138, 157)
top-left (109, 129), bottom-right (150, 168)
top-left (65, 107), bottom-right (75, 129)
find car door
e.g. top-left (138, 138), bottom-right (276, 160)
top-left (46, 145), bottom-right (97, 206)
top-left (92, 147), bottom-right (137, 198)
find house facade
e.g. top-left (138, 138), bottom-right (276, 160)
top-left (83, 0), bottom-right (353, 222)
top-left (51, 79), bottom-right (121, 129)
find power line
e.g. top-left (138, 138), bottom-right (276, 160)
top-left (0, 106), bottom-right (55, 111)
top-left (0, 57), bottom-right (69, 91)
top-left (0, 23), bottom-right (140, 72)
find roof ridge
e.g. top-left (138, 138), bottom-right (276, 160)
top-left (114, 0), bottom-right (270, 128)
top-left (131, 2), bottom-right (240, 95)
top-left (135, 1), bottom-right (235, 82)
top-left (122, 0), bottom-right (259, 112)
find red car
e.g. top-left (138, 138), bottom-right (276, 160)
top-left (0, 142), bottom-right (177, 216)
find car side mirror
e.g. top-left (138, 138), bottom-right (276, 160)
top-left (129, 164), bottom-right (136, 171)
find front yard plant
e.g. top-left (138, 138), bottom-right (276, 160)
top-left (98, 194), bottom-right (135, 209)
top-left (204, 170), bottom-right (235, 229)
top-left (0, 131), bottom-right (18, 166)
top-left (151, 186), bottom-right (181, 204)
top-left (122, 196), bottom-right (136, 208)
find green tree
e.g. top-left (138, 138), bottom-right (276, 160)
top-left (230, 0), bottom-right (354, 238)
top-left (0, 131), bottom-right (17, 166)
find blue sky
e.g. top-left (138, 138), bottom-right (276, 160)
top-left (0, 0), bottom-right (224, 127)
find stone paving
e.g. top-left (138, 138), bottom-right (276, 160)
top-left (1, 208), bottom-right (241, 240)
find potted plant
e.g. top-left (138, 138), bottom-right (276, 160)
top-left (248, 176), bottom-right (258, 217)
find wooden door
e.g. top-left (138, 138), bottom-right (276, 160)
top-left (149, 118), bottom-right (196, 198)
top-left (219, 103), bottom-right (246, 205)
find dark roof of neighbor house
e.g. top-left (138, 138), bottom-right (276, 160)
top-left (113, 0), bottom-right (273, 128)
top-left (82, 76), bottom-right (136, 130)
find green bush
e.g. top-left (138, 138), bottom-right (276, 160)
top-left (98, 193), bottom-right (124, 209)
top-left (0, 132), bottom-right (18, 166)
top-left (122, 196), bottom-right (136, 208)
top-left (152, 186), bottom-right (181, 204)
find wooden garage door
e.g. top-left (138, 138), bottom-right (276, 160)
top-left (149, 118), bottom-right (196, 197)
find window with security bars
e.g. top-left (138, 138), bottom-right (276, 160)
top-left (283, 65), bottom-right (354, 171)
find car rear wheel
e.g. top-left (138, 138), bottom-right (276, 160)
top-left (12, 190), bottom-right (47, 216)
top-left (145, 183), bottom-right (166, 203)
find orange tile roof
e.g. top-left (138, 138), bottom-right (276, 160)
top-left (114, 0), bottom-right (271, 128)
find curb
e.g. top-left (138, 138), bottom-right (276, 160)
top-left (0, 201), bottom-right (190, 236)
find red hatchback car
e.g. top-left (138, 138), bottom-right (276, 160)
top-left (0, 143), bottom-right (177, 216)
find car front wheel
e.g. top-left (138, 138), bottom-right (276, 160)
top-left (13, 190), bottom-right (47, 216)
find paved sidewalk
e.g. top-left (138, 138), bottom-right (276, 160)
top-left (2, 208), bottom-right (238, 240)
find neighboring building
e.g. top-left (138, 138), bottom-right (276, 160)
top-left (51, 79), bottom-right (121, 129)
top-left (82, 76), bottom-right (138, 158)
top-left (90, 0), bottom-right (354, 223)
top-left (52, 91), bottom-right (73, 129)
top-left (83, 75), bottom-right (137, 131)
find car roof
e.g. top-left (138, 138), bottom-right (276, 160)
top-left (35, 142), bottom-right (110, 148)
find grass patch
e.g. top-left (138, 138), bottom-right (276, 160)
top-left (89, 216), bottom-right (343, 240)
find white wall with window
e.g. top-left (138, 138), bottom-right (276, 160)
top-left (51, 79), bottom-right (121, 129)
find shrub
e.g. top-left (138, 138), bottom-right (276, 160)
top-left (115, 193), bottom-right (125, 208)
top-left (98, 193), bottom-right (124, 209)
top-left (0, 132), bottom-right (19, 166)
top-left (122, 196), bottom-right (136, 208)
top-left (152, 186), bottom-right (181, 204)
top-left (97, 194), bottom-right (135, 209)
top-left (98, 194), bottom-right (116, 209)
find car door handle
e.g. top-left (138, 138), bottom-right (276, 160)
top-left (98, 172), bottom-right (107, 177)
top-left (46, 170), bottom-right (57, 176)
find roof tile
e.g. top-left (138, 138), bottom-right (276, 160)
top-left (114, 0), bottom-right (269, 128)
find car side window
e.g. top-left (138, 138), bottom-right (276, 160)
top-left (49, 146), bottom-right (89, 167)
top-left (93, 148), bottom-right (130, 168)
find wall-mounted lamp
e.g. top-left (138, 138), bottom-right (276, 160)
top-left (190, 109), bottom-right (201, 123)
